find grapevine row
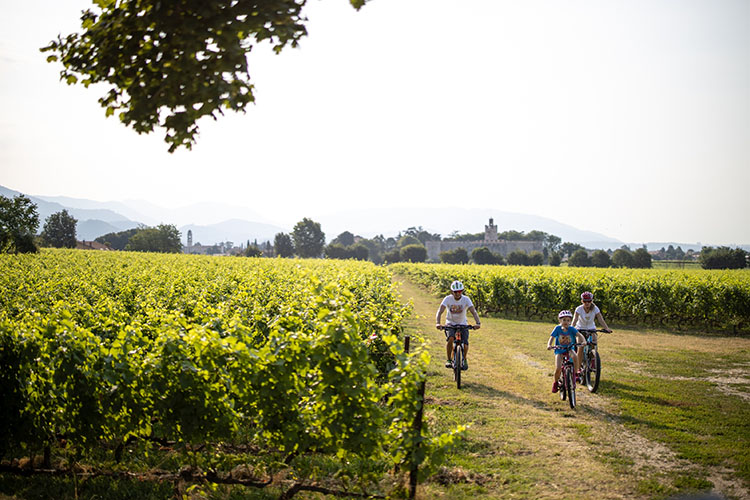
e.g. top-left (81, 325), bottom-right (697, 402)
top-left (0, 250), bottom-right (458, 496)
top-left (390, 262), bottom-right (750, 333)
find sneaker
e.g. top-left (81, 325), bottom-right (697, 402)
top-left (445, 360), bottom-right (452, 368)
top-left (552, 381), bottom-right (559, 393)
top-left (462, 359), bottom-right (468, 371)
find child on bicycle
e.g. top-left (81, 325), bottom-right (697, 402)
top-left (435, 280), bottom-right (481, 371)
top-left (547, 310), bottom-right (586, 393)
top-left (572, 291), bottom-right (612, 368)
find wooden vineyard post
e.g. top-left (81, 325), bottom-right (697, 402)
top-left (409, 379), bottom-right (426, 499)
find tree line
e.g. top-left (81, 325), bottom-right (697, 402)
top-left (0, 194), bottom-right (182, 254)
top-left (2, 194), bottom-right (747, 269)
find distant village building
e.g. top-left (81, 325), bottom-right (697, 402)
top-left (76, 240), bottom-right (112, 251)
top-left (183, 230), bottom-right (241, 255)
top-left (425, 218), bottom-right (543, 261)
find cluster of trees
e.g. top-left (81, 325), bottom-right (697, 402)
top-left (269, 224), bottom-right (431, 264)
top-left (96, 225), bottom-right (182, 253)
top-left (0, 195), bottom-right (39, 253)
top-left (433, 247), bottom-right (546, 266)
top-left (652, 244), bottom-right (695, 261)
top-left (0, 194), bottom-right (79, 253)
top-left (699, 247), bottom-right (748, 270)
top-left (568, 247), bottom-right (653, 269)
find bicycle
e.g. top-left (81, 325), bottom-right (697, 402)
top-left (548, 343), bottom-right (581, 409)
top-left (438, 324), bottom-right (477, 389)
top-left (577, 328), bottom-right (610, 393)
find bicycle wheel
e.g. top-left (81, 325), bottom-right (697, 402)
top-left (585, 350), bottom-right (601, 393)
top-left (560, 373), bottom-right (566, 401)
top-left (566, 370), bottom-right (576, 409)
top-left (454, 346), bottom-right (462, 389)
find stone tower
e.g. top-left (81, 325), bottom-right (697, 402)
top-left (187, 229), bottom-right (193, 248)
top-left (484, 218), bottom-right (498, 242)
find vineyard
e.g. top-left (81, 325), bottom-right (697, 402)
top-left (389, 263), bottom-right (750, 334)
top-left (0, 250), bottom-right (459, 499)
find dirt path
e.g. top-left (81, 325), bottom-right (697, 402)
top-left (395, 276), bottom-right (749, 500)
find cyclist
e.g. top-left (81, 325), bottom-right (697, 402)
top-left (435, 280), bottom-right (481, 371)
top-left (547, 310), bottom-right (586, 393)
top-left (572, 291), bottom-right (612, 371)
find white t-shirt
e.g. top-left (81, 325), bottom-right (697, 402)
top-left (441, 295), bottom-right (474, 325)
top-left (574, 304), bottom-right (601, 330)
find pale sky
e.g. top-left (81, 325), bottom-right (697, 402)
top-left (1, 0), bottom-right (748, 245)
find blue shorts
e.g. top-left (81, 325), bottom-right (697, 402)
top-left (444, 325), bottom-right (470, 345)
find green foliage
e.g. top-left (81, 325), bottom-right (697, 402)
top-left (125, 224), bottom-right (181, 253)
top-left (439, 247), bottom-right (468, 264)
top-left (331, 231), bottom-right (355, 247)
top-left (273, 232), bottom-right (294, 258)
top-left (402, 226), bottom-right (441, 244)
top-left (401, 244), bottom-right (427, 263)
top-left (383, 249), bottom-right (401, 264)
top-left (325, 242), bottom-right (350, 259)
top-left (42, 0), bottom-right (370, 152)
top-left (590, 249), bottom-right (611, 268)
top-left (632, 247), bottom-right (653, 268)
top-left (528, 251), bottom-right (544, 266)
top-left (0, 194), bottom-right (39, 254)
top-left (95, 227), bottom-right (138, 250)
top-left (292, 218), bottom-right (325, 258)
top-left (244, 244), bottom-right (262, 257)
top-left (397, 234), bottom-right (422, 248)
top-left (471, 246), bottom-right (503, 265)
top-left (548, 251), bottom-right (562, 267)
top-left (41, 209), bottom-right (78, 248)
top-left (560, 242), bottom-right (585, 257)
top-left (700, 246), bottom-right (748, 270)
top-left (444, 231), bottom-right (483, 242)
top-left (612, 248), bottom-right (634, 268)
top-left (389, 262), bottom-right (750, 333)
top-left (325, 241), bottom-right (369, 261)
top-left (351, 242), bottom-right (369, 261)
top-left (568, 249), bottom-right (591, 267)
top-left (0, 251), bottom-right (453, 495)
top-left (506, 250), bottom-right (529, 266)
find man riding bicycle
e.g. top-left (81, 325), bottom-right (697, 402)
top-left (435, 280), bottom-right (481, 370)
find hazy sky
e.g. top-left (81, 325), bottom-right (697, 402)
top-left (1, 0), bottom-right (748, 245)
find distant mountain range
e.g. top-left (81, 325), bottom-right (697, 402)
top-left (2, 184), bottom-right (735, 251)
top-left (1, 185), bottom-right (284, 245)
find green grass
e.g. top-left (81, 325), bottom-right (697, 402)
top-left (396, 275), bottom-right (750, 499)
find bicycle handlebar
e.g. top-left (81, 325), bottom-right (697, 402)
top-left (437, 324), bottom-right (479, 330)
top-left (577, 328), bottom-right (612, 334)
top-left (548, 342), bottom-right (584, 350)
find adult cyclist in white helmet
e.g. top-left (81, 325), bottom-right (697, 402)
top-left (435, 280), bottom-right (481, 370)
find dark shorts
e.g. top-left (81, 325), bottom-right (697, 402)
top-left (444, 325), bottom-right (470, 345)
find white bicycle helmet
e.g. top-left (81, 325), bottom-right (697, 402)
top-left (450, 280), bottom-right (464, 292)
top-left (558, 310), bottom-right (573, 319)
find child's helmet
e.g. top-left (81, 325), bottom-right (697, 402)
top-left (450, 280), bottom-right (464, 292)
top-left (581, 291), bottom-right (594, 301)
top-left (558, 310), bottom-right (573, 319)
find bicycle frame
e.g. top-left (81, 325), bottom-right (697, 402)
top-left (555, 345), bottom-right (578, 409)
top-left (440, 325), bottom-right (475, 390)
top-left (453, 328), bottom-right (464, 389)
top-left (578, 329), bottom-right (608, 393)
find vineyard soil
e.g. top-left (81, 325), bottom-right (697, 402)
top-left (394, 276), bottom-right (750, 500)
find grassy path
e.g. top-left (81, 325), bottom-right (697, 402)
top-left (394, 276), bottom-right (750, 500)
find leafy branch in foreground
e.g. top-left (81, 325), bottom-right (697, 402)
top-left (41, 0), bottom-right (368, 152)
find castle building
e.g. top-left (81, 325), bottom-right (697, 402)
top-left (425, 218), bottom-right (543, 261)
